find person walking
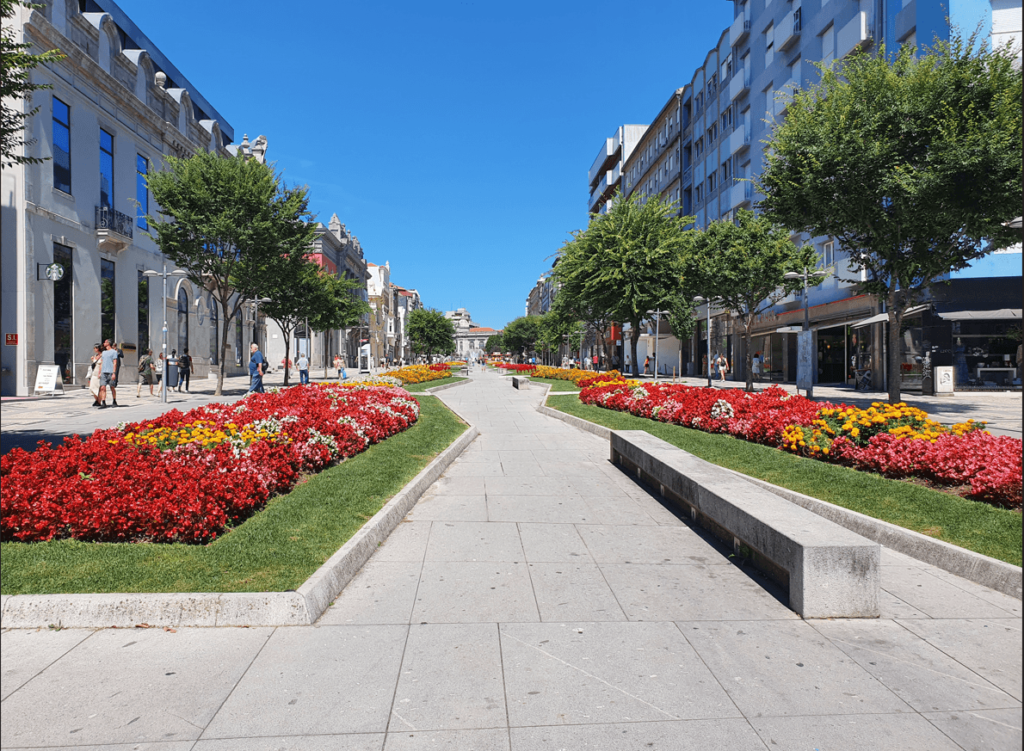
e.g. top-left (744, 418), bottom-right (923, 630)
top-left (88, 344), bottom-right (102, 406)
top-left (716, 352), bottom-right (729, 383)
top-left (155, 352), bottom-right (164, 387)
top-left (136, 348), bottom-right (156, 397)
top-left (333, 354), bottom-right (343, 381)
top-left (97, 339), bottom-right (119, 407)
top-left (644, 355), bottom-right (651, 376)
top-left (752, 351), bottom-right (762, 383)
top-left (248, 342), bottom-right (266, 394)
top-left (297, 352), bottom-right (310, 385)
top-left (177, 349), bottom-right (192, 392)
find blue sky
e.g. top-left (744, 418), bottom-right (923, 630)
top-left (116, 0), bottom-right (991, 331)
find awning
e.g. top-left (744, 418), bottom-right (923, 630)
top-left (772, 326), bottom-right (803, 334)
top-left (937, 309), bottom-right (1021, 321)
top-left (850, 305), bottom-right (929, 328)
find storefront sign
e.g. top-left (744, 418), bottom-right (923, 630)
top-left (33, 364), bottom-right (65, 395)
top-left (4, 333), bottom-right (17, 346)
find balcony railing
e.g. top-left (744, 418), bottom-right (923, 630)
top-left (95, 205), bottom-right (134, 251)
top-left (730, 13), bottom-right (751, 45)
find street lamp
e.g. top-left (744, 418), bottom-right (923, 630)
top-left (783, 267), bottom-right (830, 398)
top-left (646, 309), bottom-right (669, 381)
top-left (248, 297), bottom-right (271, 352)
top-left (693, 296), bottom-right (715, 388)
top-left (143, 265), bottom-right (187, 403)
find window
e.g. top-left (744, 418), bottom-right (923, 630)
top-left (100, 129), bottom-right (114, 208)
top-left (822, 241), bottom-right (835, 268)
top-left (54, 243), bottom-right (73, 381)
top-left (765, 22), bottom-right (775, 67)
top-left (177, 286), bottom-right (189, 355)
top-left (722, 160), bottom-right (733, 183)
top-left (137, 270), bottom-right (149, 354)
top-left (721, 107), bottom-right (733, 132)
top-left (209, 298), bottom-right (219, 366)
top-left (821, 24), bottom-right (835, 67)
top-left (235, 311), bottom-right (243, 365)
top-left (101, 258), bottom-right (116, 344)
top-left (136, 155), bottom-right (149, 229)
top-left (52, 97), bottom-right (71, 194)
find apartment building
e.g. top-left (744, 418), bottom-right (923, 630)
top-left (1, 0), bottom-right (241, 395)
top-left (392, 285), bottom-right (422, 364)
top-left (587, 125), bottom-right (648, 215)
top-left (366, 262), bottom-right (394, 366)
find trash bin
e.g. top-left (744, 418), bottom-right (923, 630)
top-left (165, 360), bottom-right (178, 390)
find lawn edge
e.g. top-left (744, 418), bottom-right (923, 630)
top-left (0, 421), bottom-right (479, 629)
top-left (539, 387), bottom-right (1023, 601)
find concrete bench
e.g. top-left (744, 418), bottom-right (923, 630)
top-left (512, 376), bottom-right (529, 390)
top-left (610, 430), bottom-right (880, 618)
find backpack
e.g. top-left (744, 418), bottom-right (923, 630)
top-left (178, 354), bottom-right (190, 371)
top-left (138, 355), bottom-right (150, 373)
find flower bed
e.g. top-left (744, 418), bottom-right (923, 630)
top-left (1, 384), bottom-right (421, 544)
top-left (532, 366), bottom-right (626, 389)
top-left (387, 364), bottom-right (454, 385)
top-left (493, 362), bottom-right (536, 372)
top-left (579, 382), bottom-right (1021, 509)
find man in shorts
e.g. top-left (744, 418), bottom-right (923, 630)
top-left (248, 342), bottom-right (266, 394)
top-left (97, 339), bottom-right (120, 407)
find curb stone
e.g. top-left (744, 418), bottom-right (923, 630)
top-left (1, 423), bottom-right (479, 629)
top-left (537, 389), bottom-right (1022, 601)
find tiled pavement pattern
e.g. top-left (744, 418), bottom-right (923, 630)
top-left (1, 369), bottom-right (1021, 749)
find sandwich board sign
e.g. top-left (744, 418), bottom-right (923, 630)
top-left (33, 364), bottom-right (65, 396)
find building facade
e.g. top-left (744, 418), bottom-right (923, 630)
top-left (587, 125), bottom-right (648, 215)
top-left (1, 0), bottom-right (245, 396)
top-left (366, 262), bottom-right (394, 366)
top-left (445, 308), bottom-right (494, 361)
top-left (392, 285), bottom-right (422, 364)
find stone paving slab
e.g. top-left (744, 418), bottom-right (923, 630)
top-left (3, 368), bottom-right (1022, 750)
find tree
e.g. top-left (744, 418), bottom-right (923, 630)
top-left (484, 333), bottom-right (505, 354)
top-left (145, 151), bottom-right (315, 394)
top-left (407, 308), bottom-right (455, 360)
top-left (687, 210), bottom-right (821, 392)
top-left (553, 191), bottom-right (693, 376)
top-left (502, 316), bottom-right (542, 360)
top-left (758, 34), bottom-right (1022, 402)
top-left (1, 0), bottom-right (64, 167)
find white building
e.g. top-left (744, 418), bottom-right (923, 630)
top-left (1, 0), bottom-right (243, 395)
top-left (991, 0), bottom-right (1022, 66)
top-left (445, 308), bottom-right (494, 361)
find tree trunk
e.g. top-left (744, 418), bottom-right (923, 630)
top-left (630, 324), bottom-right (640, 377)
top-left (886, 291), bottom-right (903, 404)
top-left (744, 315), bottom-right (754, 392)
top-left (216, 295), bottom-right (233, 397)
top-left (282, 329), bottom-right (291, 387)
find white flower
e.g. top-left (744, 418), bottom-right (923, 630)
top-left (710, 399), bottom-right (734, 419)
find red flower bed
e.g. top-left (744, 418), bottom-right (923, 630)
top-left (1, 384), bottom-right (421, 544)
top-left (494, 363), bottom-right (536, 372)
top-left (579, 382), bottom-right (1022, 509)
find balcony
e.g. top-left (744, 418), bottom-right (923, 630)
top-left (727, 124), bottom-right (751, 155)
top-left (728, 66), bottom-right (750, 100)
top-left (728, 180), bottom-right (755, 208)
top-left (779, 8), bottom-right (802, 51)
top-left (894, 0), bottom-right (916, 42)
top-left (588, 170), bottom-right (615, 212)
top-left (729, 12), bottom-right (751, 46)
top-left (95, 206), bottom-right (133, 252)
top-left (773, 78), bottom-right (798, 116)
top-left (837, 11), bottom-right (871, 59)
top-left (588, 137), bottom-right (619, 187)
top-left (682, 165), bottom-right (692, 185)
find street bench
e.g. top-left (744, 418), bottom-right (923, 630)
top-left (610, 430), bottom-right (880, 618)
top-left (512, 376), bottom-right (530, 390)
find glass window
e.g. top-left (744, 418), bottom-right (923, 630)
top-left (209, 296), bottom-right (219, 366)
top-left (53, 97), bottom-right (71, 194)
top-left (235, 310), bottom-right (243, 365)
top-left (101, 258), bottom-right (116, 344)
top-left (177, 287), bottom-right (189, 355)
top-left (137, 269), bottom-right (149, 353)
top-left (136, 155), bottom-right (149, 229)
top-left (100, 129), bottom-right (114, 208)
top-left (54, 243), bottom-right (73, 382)
top-left (765, 23), bottom-right (775, 67)
top-left (822, 240), bottom-right (835, 267)
top-left (822, 24), bottom-right (835, 67)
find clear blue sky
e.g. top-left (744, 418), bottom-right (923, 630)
top-left (116, 0), bottom-right (990, 331)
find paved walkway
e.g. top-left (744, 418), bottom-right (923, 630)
top-left (2, 369), bottom-right (1021, 749)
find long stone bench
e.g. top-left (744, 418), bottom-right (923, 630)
top-left (512, 376), bottom-right (530, 390)
top-left (610, 430), bottom-right (880, 618)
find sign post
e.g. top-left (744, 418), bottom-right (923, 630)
top-left (33, 364), bottom-right (65, 396)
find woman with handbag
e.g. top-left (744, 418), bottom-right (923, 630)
top-left (88, 344), bottom-right (102, 406)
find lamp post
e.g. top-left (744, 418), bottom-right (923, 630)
top-left (143, 265), bottom-right (187, 404)
top-left (249, 297), bottom-right (271, 351)
top-left (783, 267), bottom-right (830, 398)
top-left (693, 296), bottom-right (715, 388)
top-left (646, 309), bottom-right (669, 381)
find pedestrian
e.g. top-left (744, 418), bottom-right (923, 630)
top-left (97, 338), bottom-right (119, 407)
top-left (177, 348), bottom-right (192, 392)
top-left (248, 342), bottom-right (266, 394)
top-left (716, 352), bottom-right (729, 383)
top-left (752, 351), bottom-right (762, 383)
top-left (297, 352), bottom-right (310, 385)
top-left (136, 348), bottom-right (156, 397)
top-left (593, 354), bottom-right (599, 371)
top-left (88, 344), bottom-right (102, 406)
top-left (333, 354), bottom-right (343, 381)
top-left (644, 355), bottom-right (651, 376)
top-left (155, 352), bottom-right (164, 387)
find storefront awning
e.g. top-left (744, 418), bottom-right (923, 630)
top-left (850, 305), bottom-right (929, 328)
top-left (936, 309), bottom-right (1021, 321)
top-left (772, 326), bottom-right (803, 334)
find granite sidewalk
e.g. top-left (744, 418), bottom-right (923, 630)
top-left (1, 368), bottom-right (1021, 750)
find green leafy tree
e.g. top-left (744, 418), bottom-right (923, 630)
top-left (307, 273), bottom-right (371, 378)
top-left (145, 151), bottom-right (315, 394)
top-left (1, 0), bottom-right (64, 167)
top-left (484, 333), bottom-right (505, 354)
top-left (757, 34), bottom-right (1023, 402)
top-left (687, 210), bottom-right (821, 391)
top-left (407, 308), bottom-right (455, 360)
top-left (502, 316), bottom-right (542, 360)
top-left (553, 191), bottom-right (693, 376)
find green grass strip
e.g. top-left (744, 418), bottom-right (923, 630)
top-left (402, 375), bottom-right (468, 392)
top-left (526, 377), bottom-right (580, 393)
top-left (1, 396), bottom-right (467, 595)
top-left (547, 394), bottom-right (1022, 566)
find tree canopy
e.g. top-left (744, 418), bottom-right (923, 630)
top-left (407, 308), bottom-right (455, 359)
top-left (484, 333), bottom-right (505, 354)
top-left (502, 316), bottom-right (542, 359)
top-left (2, 0), bottom-right (64, 167)
top-left (553, 191), bottom-right (693, 375)
top-left (758, 34), bottom-right (1023, 401)
top-left (145, 151), bottom-right (315, 394)
top-left (687, 209), bottom-right (821, 391)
